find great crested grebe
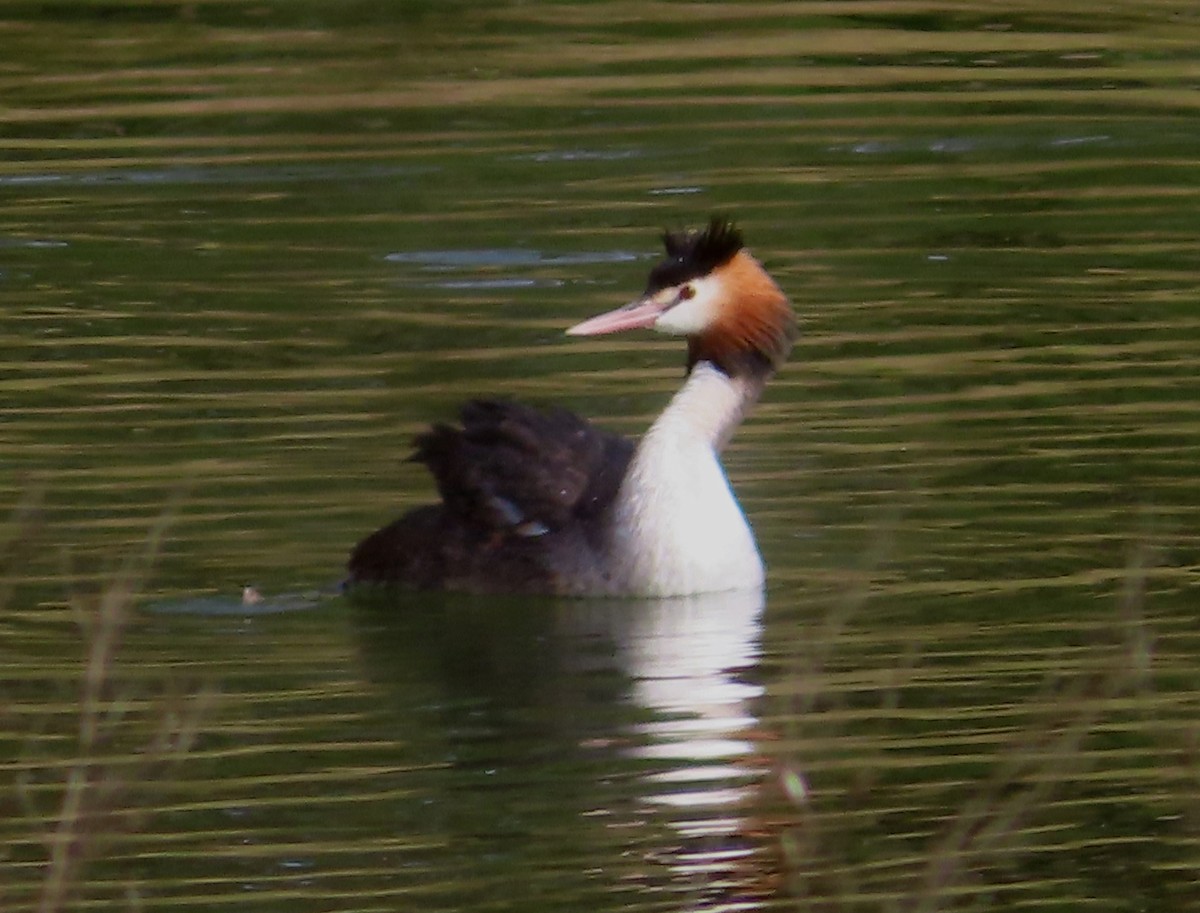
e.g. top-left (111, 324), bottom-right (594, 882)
top-left (347, 218), bottom-right (796, 597)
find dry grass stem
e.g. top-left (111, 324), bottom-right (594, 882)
top-left (3, 502), bottom-right (217, 913)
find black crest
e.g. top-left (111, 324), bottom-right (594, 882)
top-left (645, 216), bottom-right (744, 294)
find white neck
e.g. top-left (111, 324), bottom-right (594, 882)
top-left (601, 362), bottom-right (766, 597)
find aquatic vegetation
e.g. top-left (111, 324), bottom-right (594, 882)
top-left (2, 501), bottom-right (217, 913)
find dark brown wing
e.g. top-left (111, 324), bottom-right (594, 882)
top-left (414, 399), bottom-right (633, 534)
top-left (345, 399), bottom-right (634, 592)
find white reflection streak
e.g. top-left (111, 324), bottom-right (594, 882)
top-left (622, 590), bottom-right (764, 826)
top-left (565, 590), bottom-right (765, 822)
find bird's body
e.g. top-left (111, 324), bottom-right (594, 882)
top-left (347, 218), bottom-right (795, 597)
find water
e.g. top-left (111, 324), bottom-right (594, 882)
top-left (3, 3), bottom-right (1199, 911)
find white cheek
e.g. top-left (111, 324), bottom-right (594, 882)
top-left (653, 276), bottom-right (722, 336)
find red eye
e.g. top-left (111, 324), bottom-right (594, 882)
top-left (678, 285), bottom-right (695, 300)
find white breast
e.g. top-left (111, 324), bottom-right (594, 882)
top-left (603, 364), bottom-right (765, 597)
